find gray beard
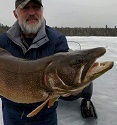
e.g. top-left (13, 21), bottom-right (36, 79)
top-left (18, 17), bottom-right (44, 34)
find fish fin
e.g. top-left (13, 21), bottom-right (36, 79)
top-left (48, 97), bottom-right (59, 108)
top-left (27, 96), bottom-right (50, 117)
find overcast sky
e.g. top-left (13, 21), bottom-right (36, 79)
top-left (0, 0), bottom-right (117, 28)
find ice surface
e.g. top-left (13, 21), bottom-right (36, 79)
top-left (0, 37), bottom-right (117, 125)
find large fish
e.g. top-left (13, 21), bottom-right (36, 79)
top-left (0, 47), bottom-right (114, 117)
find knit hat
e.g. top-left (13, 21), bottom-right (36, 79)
top-left (15, 0), bottom-right (42, 8)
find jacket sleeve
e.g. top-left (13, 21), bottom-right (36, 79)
top-left (0, 33), bottom-right (8, 48)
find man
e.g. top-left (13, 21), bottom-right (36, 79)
top-left (0, 0), bottom-right (96, 125)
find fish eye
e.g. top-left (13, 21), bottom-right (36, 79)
top-left (76, 57), bottom-right (83, 64)
top-left (69, 56), bottom-right (83, 66)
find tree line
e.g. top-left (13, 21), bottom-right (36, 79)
top-left (0, 23), bottom-right (9, 34)
top-left (54, 25), bottom-right (117, 36)
top-left (0, 23), bottom-right (117, 36)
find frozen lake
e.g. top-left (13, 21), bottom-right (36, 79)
top-left (0, 36), bottom-right (117, 125)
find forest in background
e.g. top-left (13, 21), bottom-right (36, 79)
top-left (0, 23), bottom-right (117, 36)
top-left (0, 23), bottom-right (9, 34)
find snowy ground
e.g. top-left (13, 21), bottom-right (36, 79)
top-left (0, 37), bottom-right (117, 125)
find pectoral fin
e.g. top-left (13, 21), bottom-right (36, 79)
top-left (48, 97), bottom-right (59, 108)
top-left (27, 96), bottom-right (50, 117)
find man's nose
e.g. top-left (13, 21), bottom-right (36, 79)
top-left (28, 8), bottom-right (35, 15)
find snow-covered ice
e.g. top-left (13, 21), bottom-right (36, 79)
top-left (0, 36), bottom-right (117, 125)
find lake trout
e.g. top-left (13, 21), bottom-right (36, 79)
top-left (0, 47), bottom-right (114, 117)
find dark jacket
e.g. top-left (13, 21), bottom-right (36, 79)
top-left (0, 20), bottom-right (69, 120)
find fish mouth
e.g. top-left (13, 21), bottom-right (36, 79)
top-left (74, 47), bottom-right (114, 84)
top-left (84, 61), bottom-right (114, 83)
top-left (69, 61), bottom-right (114, 96)
top-left (76, 60), bottom-right (114, 85)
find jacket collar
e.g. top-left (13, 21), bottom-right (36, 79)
top-left (6, 19), bottom-right (49, 54)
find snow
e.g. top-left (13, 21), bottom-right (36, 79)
top-left (0, 36), bottom-right (117, 125)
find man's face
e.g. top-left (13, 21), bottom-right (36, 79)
top-left (14, 1), bottom-right (44, 34)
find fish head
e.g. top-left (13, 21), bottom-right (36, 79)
top-left (45, 47), bottom-right (114, 96)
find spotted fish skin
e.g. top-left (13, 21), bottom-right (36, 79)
top-left (0, 47), bottom-right (114, 106)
